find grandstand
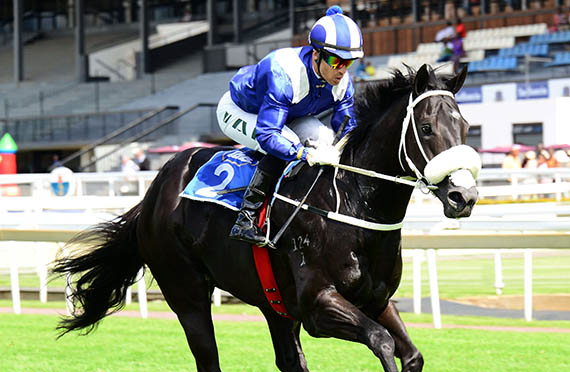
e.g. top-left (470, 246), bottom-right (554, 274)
top-left (1, 0), bottom-right (569, 172)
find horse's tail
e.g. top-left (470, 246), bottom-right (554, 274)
top-left (51, 202), bottom-right (143, 337)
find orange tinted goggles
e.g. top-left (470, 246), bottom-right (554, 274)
top-left (322, 52), bottom-right (356, 70)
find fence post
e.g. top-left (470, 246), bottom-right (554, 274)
top-left (36, 244), bottom-right (48, 303)
top-left (10, 247), bottom-right (21, 314)
top-left (125, 286), bottom-right (132, 305)
top-left (213, 287), bottom-right (222, 306)
top-left (136, 268), bottom-right (148, 318)
top-left (494, 249), bottom-right (504, 295)
top-left (59, 243), bottom-right (74, 316)
top-left (524, 250), bottom-right (533, 321)
top-left (413, 249), bottom-right (423, 314)
top-left (426, 249), bottom-right (441, 329)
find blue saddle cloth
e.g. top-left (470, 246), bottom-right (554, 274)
top-left (180, 148), bottom-right (261, 211)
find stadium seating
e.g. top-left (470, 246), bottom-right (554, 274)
top-left (468, 56), bottom-right (518, 72)
top-left (498, 43), bottom-right (549, 57)
top-left (529, 30), bottom-right (570, 44)
top-left (544, 52), bottom-right (570, 67)
top-left (466, 23), bottom-right (547, 39)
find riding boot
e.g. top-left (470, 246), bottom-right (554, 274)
top-left (229, 167), bottom-right (274, 245)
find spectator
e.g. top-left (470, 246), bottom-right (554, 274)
top-left (364, 61), bottom-right (376, 77)
top-left (450, 35), bottom-right (465, 73)
top-left (546, 148), bottom-right (560, 168)
top-left (522, 150), bottom-right (537, 169)
top-left (455, 18), bottom-right (466, 39)
top-left (522, 150), bottom-right (538, 186)
top-left (134, 148), bottom-right (151, 171)
top-left (502, 145), bottom-right (522, 169)
top-left (49, 154), bottom-right (63, 171)
top-left (121, 154), bottom-right (139, 174)
top-left (554, 149), bottom-right (570, 167)
top-left (435, 21), bottom-right (455, 42)
top-left (435, 21), bottom-right (456, 64)
top-left (553, 7), bottom-right (569, 32)
top-left (537, 151), bottom-right (553, 184)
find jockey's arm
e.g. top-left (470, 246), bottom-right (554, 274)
top-left (255, 94), bottom-right (309, 162)
top-left (331, 82), bottom-right (357, 138)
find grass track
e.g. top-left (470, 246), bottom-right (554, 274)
top-left (1, 313), bottom-right (569, 372)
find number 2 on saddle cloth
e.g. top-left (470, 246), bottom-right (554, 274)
top-left (180, 148), bottom-right (296, 318)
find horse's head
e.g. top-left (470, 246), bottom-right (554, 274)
top-left (402, 64), bottom-right (480, 218)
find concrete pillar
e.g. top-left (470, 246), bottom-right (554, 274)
top-left (207, 0), bottom-right (216, 46)
top-left (123, 0), bottom-right (133, 24)
top-left (233, 0), bottom-right (242, 43)
top-left (75, 0), bottom-right (87, 82)
top-left (140, 0), bottom-right (150, 74)
top-left (290, 0), bottom-right (295, 35)
top-left (13, 0), bottom-right (24, 82)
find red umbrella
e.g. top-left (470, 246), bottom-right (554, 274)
top-left (148, 141), bottom-right (218, 154)
top-left (477, 144), bottom-right (535, 153)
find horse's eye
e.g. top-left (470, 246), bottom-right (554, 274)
top-left (421, 124), bottom-right (432, 135)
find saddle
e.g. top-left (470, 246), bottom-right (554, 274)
top-left (180, 147), bottom-right (297, 318)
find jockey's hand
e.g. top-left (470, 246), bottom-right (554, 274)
top-left (306, 145), bottom-right (340, 167)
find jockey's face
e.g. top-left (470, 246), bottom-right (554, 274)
top-left (312, 50), bottom-right (351, 86)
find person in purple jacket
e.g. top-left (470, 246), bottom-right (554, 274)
top-left (216, 6), bottom-right (363, 246)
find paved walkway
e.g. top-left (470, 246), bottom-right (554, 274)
top-left (393, 297), bottom-right (570, 321)
top-left (2, 306), bottom-right (569, 333)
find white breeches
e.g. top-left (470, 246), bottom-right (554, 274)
top-left (216, 91), bottom-right (334, 153)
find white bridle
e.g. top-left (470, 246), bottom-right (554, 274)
top-left (274, 89), bottom-right (482, 232)
top-left (335, 89), bottom-right (481, 191)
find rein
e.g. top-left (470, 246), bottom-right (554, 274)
top-left (332, 90), bottom-right (456, 192)
top-left (274, 90), bottom-right (481, 232)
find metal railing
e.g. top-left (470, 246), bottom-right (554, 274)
top-left (80, 102), bottom-right (218, 172)
top-left (0, 108), bottom-right (175, 149)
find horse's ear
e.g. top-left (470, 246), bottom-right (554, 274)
top-left (446, 66), bottom-right (468, 94)
top-left (413, 64), bottom-right (430, 97)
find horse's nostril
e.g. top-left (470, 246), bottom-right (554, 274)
top-left (448, 191), bottom-right (465, 207)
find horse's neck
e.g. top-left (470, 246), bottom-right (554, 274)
top-left (341, 102), bottom-right (414, 223)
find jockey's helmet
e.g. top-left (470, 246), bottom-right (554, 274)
top-left (308, 6), bottom-right (364, 60)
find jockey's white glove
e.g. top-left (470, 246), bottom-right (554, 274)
top-left (306, 145), bottom-right (340, 167)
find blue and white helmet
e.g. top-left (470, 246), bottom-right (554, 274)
top-left (308, 6), bottom-right (364, 60)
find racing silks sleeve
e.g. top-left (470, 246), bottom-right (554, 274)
top-left (255, 92), bottom-right (307, 162)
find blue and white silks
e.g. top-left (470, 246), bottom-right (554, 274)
top-left (228, 46), bottom-right (356, 162)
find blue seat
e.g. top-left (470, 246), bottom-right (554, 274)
top-left (498, 43), bottom-right (549, 57)
top-left (545, 51), bottom-right (570, 67)
top-left (470, 56), bottom-right (517, 72)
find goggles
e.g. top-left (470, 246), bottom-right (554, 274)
top-left (320, 51), bottom-right (356, 70)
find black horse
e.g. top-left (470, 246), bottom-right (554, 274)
top-left (53, 64), bottom-right (479, 372)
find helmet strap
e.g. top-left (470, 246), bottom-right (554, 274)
top-left (315, 50), bottom-right (327, 83)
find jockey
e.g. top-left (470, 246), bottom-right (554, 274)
top-left (216, 5), bottom-right (363, 246)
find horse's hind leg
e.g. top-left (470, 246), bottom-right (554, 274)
top-left (149, 258), bottom-right (221, 372)
top-left (377, 301), bottom-right (424, 372)
top-left (261, 309), bottom-right (309, 372)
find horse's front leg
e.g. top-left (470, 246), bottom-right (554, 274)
top-left (377, 301), bottom-right (423, 372)
top-left (302, 288), bottom-right (399, 372)
top-left (261, 308), bottom-right (309, 372)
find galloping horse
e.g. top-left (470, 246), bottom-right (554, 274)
top-left (53, 64), bottom-right (479, 372)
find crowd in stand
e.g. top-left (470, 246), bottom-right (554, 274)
top-left (435, 19), bottom-right (466, 73)
top-left (501, 144), bottom-right (570, 183)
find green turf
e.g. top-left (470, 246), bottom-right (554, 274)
top-left (0, 313), bottom-right (568, 372)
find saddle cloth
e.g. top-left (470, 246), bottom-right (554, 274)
top-left (180, 148), bottom-right (261, 210)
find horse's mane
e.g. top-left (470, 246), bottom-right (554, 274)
top-left (347, 66), bottom-right (448, 150)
